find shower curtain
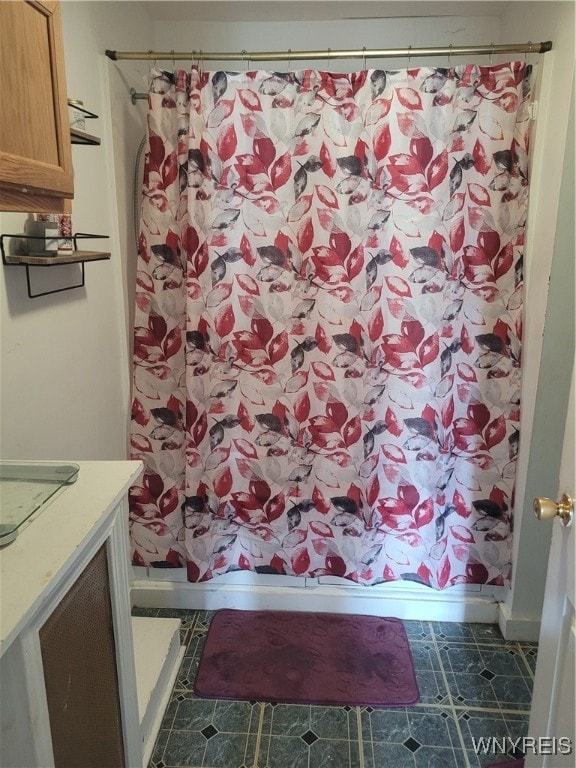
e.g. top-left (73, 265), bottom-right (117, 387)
top-left (130, 61), bottom-right (532, 588)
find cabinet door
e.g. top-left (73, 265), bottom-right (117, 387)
top-left (0, 0), bottom-right (73, 212)
top-left (39, 544), bottom-right (126, 768)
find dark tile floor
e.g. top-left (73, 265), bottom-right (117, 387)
top-left (134, 608), bottom-right (536, 768)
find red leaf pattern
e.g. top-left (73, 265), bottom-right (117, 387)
top-left (130, 62), bottom-right (532, 587)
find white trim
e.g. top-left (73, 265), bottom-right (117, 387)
top-left (20, 633), bottom-right (55, 768)
top-left (131, 572), bottom-right (504, 624)
top-left (498, 601), bottom-right (541, 642)
top-left (107, 507), bottom-right (142, 768)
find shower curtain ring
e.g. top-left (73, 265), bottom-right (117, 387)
top-left (148, 49), bottom-right (157, 69)
top-left (526, 41), bottom-right (533, 63)
top-left (327, 47), bottom-right (331, 69)
top-left (407, 45), bottom-right (412, 67)
top-left (448, 44), bottom-right (453, 67)
top-left (288, 48), bottom-right (292, 71)
top-left (490, 42), bottom-right (495, 66)
top-left (171, 49), bottom-right (176, 76)
top-left (362, 46), bottom-right (367, 70)
top-left (242, 49), bottom-right (248, 71)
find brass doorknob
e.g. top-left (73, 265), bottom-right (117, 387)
top-left (533, 494), bottom-right (573, 525)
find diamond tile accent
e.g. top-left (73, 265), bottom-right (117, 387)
top-left (480, 668), bottom-right (496, 681)
top-left (201, 724), bottom-right (218, 740)
top-left (404, 737), bottom-right (421, 753)
top-left (301, 730), bottom-right (319, 745)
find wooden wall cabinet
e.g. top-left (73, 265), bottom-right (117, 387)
top-left (0, 0), bottom-right (74, 213)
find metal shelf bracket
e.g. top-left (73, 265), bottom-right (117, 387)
top-left (1, 233), bottom-right (110, 298)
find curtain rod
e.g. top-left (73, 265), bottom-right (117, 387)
top-left (106, 41), bottom-right (552, 63)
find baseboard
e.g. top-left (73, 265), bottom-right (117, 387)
top-left (131, 572), bottom-right (503, 624)
top-left (498, 601), bottom-right (541, 641)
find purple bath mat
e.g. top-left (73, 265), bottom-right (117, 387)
top-left (194, 609), bottom-right (420, 707)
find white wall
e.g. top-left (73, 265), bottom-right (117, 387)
top-left (498, 1), bottom-right (575, 636)
top-left (153, 14), bottom-right (502, 69)
top-left (0, 1), bottom-right (153, 460)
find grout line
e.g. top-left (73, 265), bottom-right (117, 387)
top-left (421, 638), bottom-right (522, 649)
top-left (451, 704), bottom-right (531, 715)
top-left (189, 609), bottom-right (200, 634)
top-left (252, 702), bottom-right (266, 768)
top-left (429, 621), bottom-right (473, 768)
top-left (356, 706), bottom-right (365, 768)
top-left (410, 701), bottom-right (530, 716)
top-left (517, 644), bottom-right (537, 680)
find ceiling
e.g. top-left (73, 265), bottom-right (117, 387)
top-left (142, 1), bottom-right (511, 22)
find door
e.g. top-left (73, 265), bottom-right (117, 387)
top-left (527, 366), bottom-right (575, 768)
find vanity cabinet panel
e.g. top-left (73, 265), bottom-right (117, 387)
top-left (0, 0), bottom-right (74, 212)
top-left (39, 545), bottom-right (125, 768)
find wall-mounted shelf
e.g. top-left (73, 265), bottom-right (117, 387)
top-left (3, 250), bottom-right (110, 266)
top-left (70, 129), bottom-right (101, 146)
top-left (1, 233), bottom-right (110, 298)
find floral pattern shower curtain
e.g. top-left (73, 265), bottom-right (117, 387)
top-left (130, 61), bottom-right (532, 588)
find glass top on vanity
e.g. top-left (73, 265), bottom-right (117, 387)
top-left (0, 462), bottom-right (79, 546)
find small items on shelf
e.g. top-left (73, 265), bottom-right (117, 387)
top-left (24, 213), bottom-right (72, 255)
top-left (67, 99), bottom-right (100, 145)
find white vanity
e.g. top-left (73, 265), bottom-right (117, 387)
top-left (0, 460), bottom-right (184, 767)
